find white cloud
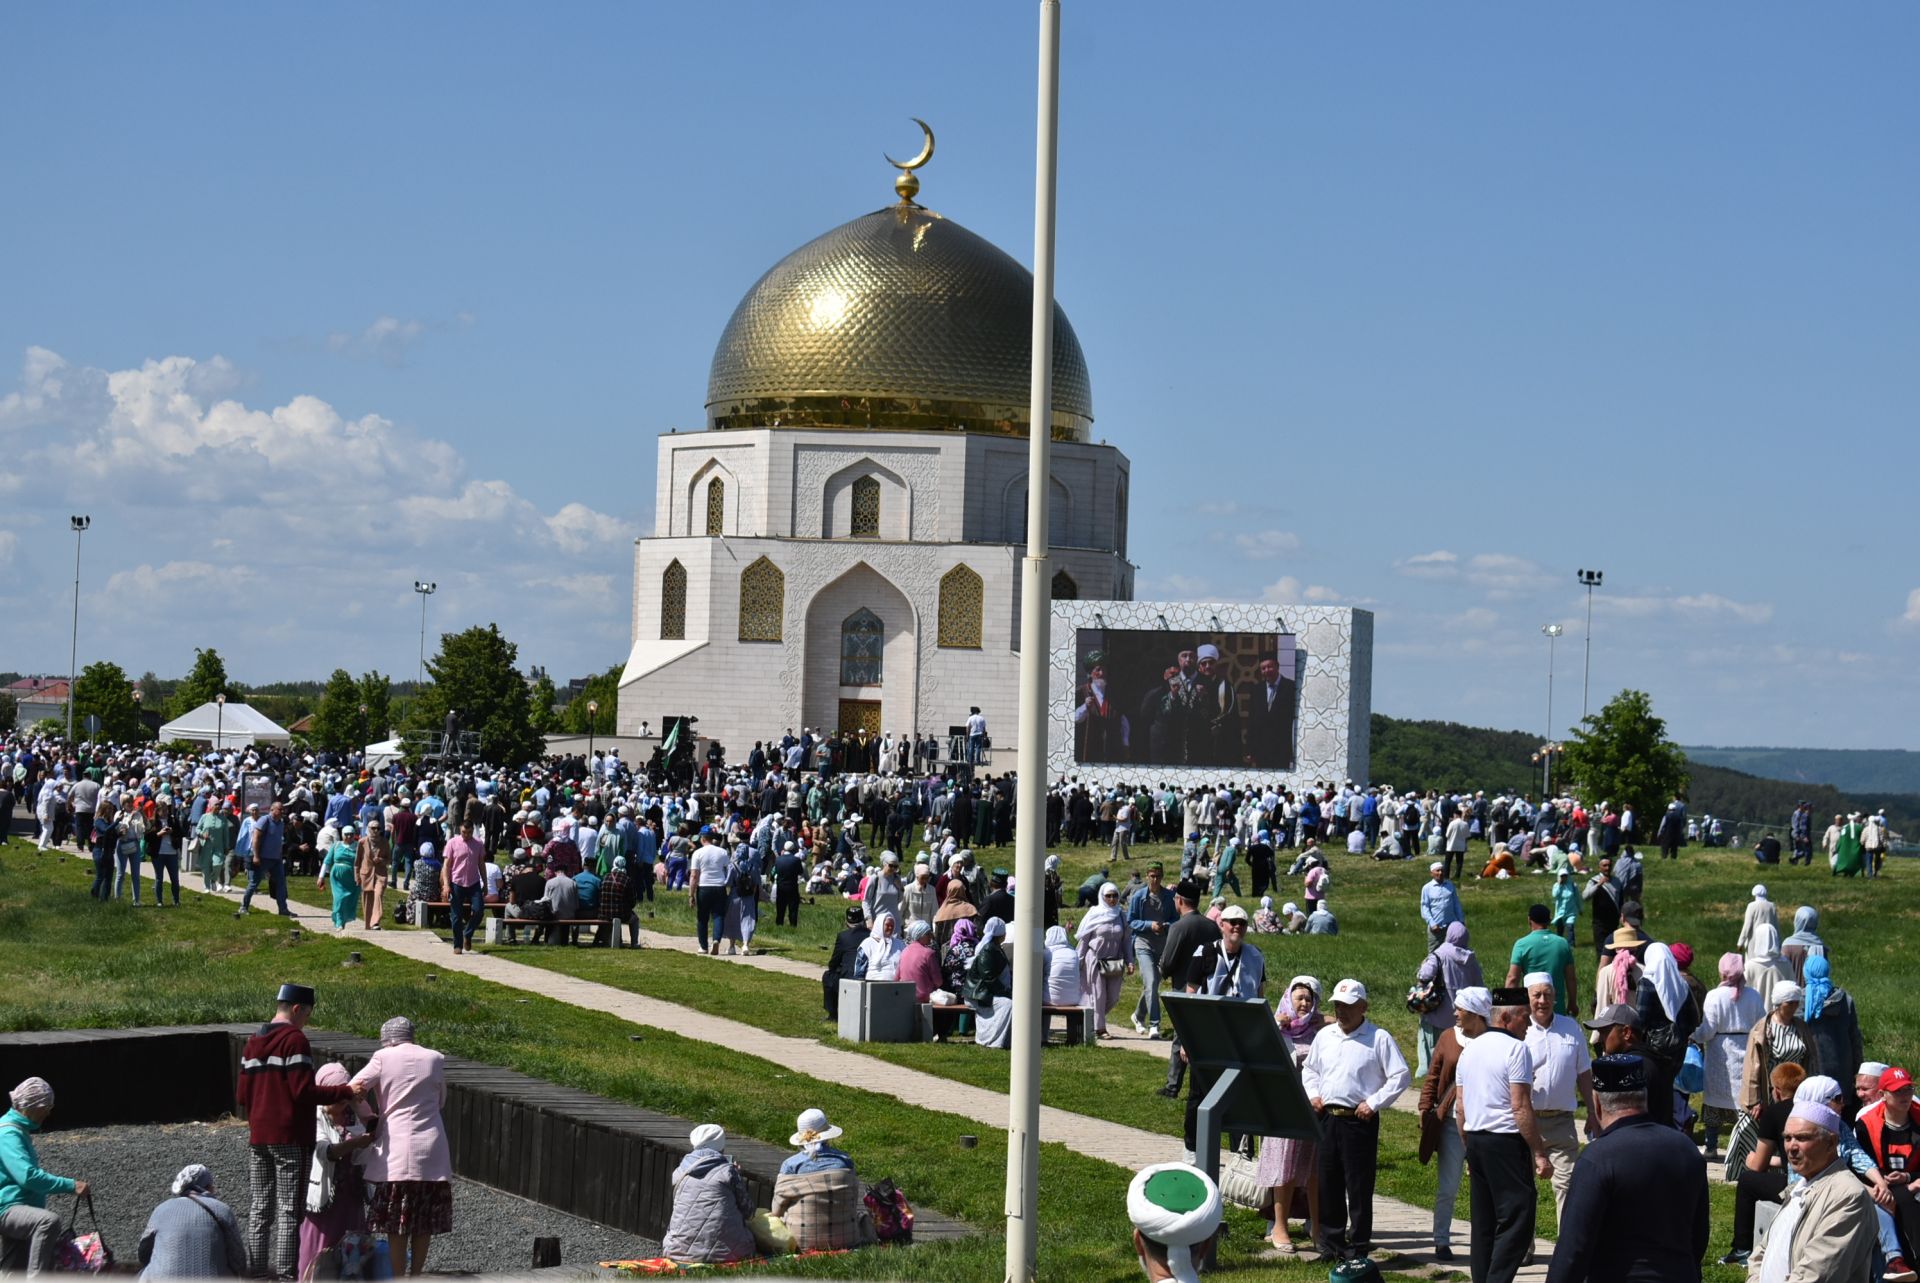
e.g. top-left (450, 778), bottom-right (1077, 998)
top-left (0, 345), bottom-right (636, 678)
top-left (0, 531), bottom-right (15, 563)
top-left (1671, 593), bottom-right (1773, 625)
top-left (1232, 529), bottom-right (1301, 560)
top-left (1464, 553), bottom-right (1554, 594)
top-left (1261, 575), bottom-right (1302, 602)
top-left (1396, 550), bottom-right (1460, 579)
top-left (1302, 584), bottom-right (1343, 603)
top-left (1446, 606), bottom-right (1500, 631)
top-left (1195, 500), bottom-right (1240, 517)
top-left (1902, 588), bottom-right (1920, 627)
top-left (322, 313), bottom-right (472, 366)
top-left (1604, 591), bottom-right (1773, 626)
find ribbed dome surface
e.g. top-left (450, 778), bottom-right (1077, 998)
top-left (705, 204), bottom-right (1092, 439)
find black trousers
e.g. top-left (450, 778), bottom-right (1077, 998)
top-left (1732, 1165), bottom-right (1787, 1251)
top-left (1316, 1112), bottom-right (1380, 1250)
top-left (775, 884), bottom-right (800, 927)
top-left (1464, 1131), bottom-right (1535, 1283)
top-left (1445, 850), bottom-right (1466, 881)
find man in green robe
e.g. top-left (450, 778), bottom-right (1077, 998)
top-left (1832, 814), bottom-right (1865, 877)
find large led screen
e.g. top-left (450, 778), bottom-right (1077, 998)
top-left (1070, 630), bottom-right (1297, 770)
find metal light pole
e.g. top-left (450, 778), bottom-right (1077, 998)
top-left (1007, 4), bottom-right (1060, 1279)
top-left (1541, 622), bottom-right (1563, 740)
top-left (413, 581), bottom-right (437, 685)
top-left (215, 692), bottom-right (226, 752)
top-left (1576, 569), bottom-right (1602, 723)
top-left (587, 700), bottom-right (600, 764)
top-left (66, 515), bottom-right (90, 743)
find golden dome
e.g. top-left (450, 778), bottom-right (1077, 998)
top-left (705, 203), bottom-right (1093, 440)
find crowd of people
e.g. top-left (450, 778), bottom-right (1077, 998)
top-left (3, 724), bottom-right (1911, 1281)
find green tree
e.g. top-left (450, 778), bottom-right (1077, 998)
top-left (71, 661), bottom-right (143, 742)
top-left (0, 692), bottom-right (16, 733)
top-left (309, 669), bottom-right (362, 752)
top-left (404, 624), bottom-right (542, 765)
top-left (1560, 689), bottom-right (1691, 823)
top-left (559, 664), bottom-right (623, 735)
top-left (358, 671), bottom-right (392, 742)
top-left (527, 673), bottom-right (559, 735)
top-left (167, 647), bottom-right (235, 718)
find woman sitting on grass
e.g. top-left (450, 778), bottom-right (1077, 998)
top-left (662, 1125), bottom-right (756, 1266)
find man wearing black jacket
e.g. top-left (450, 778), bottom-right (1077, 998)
top-left (823, 905), bottom-right (869, 1020)
top-left (1155, 880), bottom-right (1220, 1099)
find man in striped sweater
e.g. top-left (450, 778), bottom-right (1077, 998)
top-left (235, 983), bottom-right (360, 1279)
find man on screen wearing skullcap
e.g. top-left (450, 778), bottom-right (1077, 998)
top-left (236, 983), bottom-right (359, 1279)
top-left (1545, 1054), bottom-right (1708, 1283)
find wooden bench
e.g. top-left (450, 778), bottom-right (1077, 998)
top-left (923, 1002), bottom-right (1094, 1045)
top-left (485, 915), bottom-right (604, 945)
top-left (414, 900), bottom-right (506, 928)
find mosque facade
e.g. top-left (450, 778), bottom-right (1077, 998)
top-left (616, 158), bottom-right (1132, 755)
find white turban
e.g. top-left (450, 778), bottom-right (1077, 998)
top-left (1195, 644), bottom-right (1220, 661)
top-left (1128, 1163), bottom-right (1222, 1283)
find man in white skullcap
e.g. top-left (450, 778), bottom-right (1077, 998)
top-left (1522, 970), bottom-right (1591, 1223)
top-left (1749, 1097), bottom-right (1879, 1281)
top-left (1128, 1163), bottom-right (1222, 1283)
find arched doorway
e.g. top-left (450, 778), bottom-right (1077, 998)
top-left (802, 563), bottom-right (917, 746)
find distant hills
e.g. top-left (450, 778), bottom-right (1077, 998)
top-left (1681, 746), bottom-right (1920, 796)
top-left (1371, 716), bottom-right (1920, 836)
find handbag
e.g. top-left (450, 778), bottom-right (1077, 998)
top-left (1678, 1042), bottom-right (1706, 1094)
top-left (1099, 957), bottom-right (1128, 977)
top-left (1216, 1136), bottom-right (1272, 1214)
top-left (57, 1190), bottom-right (113, 1274)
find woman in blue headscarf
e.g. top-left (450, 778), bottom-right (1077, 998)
top-left (1799, 955), bottom-right (1864, 1112)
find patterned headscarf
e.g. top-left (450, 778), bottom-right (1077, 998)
top-left (8, 1077), bottom-right (53, 1113)
top-left (379, 1016), bottom-right (415, 1047)
top-left (171, 1164), bottom-right (216, 1196)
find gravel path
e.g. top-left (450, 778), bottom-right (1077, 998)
top-left (34, 1118), bottom-right (660, 1274)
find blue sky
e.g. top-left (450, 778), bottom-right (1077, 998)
top-left (1, 2), bottom-right (1912, 747)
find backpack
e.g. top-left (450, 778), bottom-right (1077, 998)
top-left (862, 1178), bottom-right (914, 1243)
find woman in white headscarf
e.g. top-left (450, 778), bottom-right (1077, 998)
top-left (968, 918), bottom-right (1016, 1049)
top-left (1074, 882), bottom-right (1129, 1037)
top-left (1743, 922), bottom-right (1795, 1009)
top-left (138, 1163), bottom-right (246, 1280)
top-left (856, 912), bottom-right (905, 981)
top-left (1044, 925), bottom-right (1083, 1006)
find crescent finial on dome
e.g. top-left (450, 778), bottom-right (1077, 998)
top-left (886, 118), bottom-right (934, 205)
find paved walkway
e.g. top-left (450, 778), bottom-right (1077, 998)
top-left (224, 888), bottom-right (1551, 1279)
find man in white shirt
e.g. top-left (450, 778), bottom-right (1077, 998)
top-left (1301, 978), bottom-right (1410, 1256)
top-left (1523, 971), bottom-right (1592, 1223)
top-left (965, 707), bottom-right (988, 764)
top-left (1444, 812), bottom-right (1472, 882)
top-left (1455, 987), bottom-right (1550, 1283)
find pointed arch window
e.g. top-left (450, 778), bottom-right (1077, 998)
top-left (738, 556), bottom-right (783, 641)
top-left (840, 608), bottom-right (885, 685)
top-left (705, 476), bottom-right (725, 536)
top-left (849, 475), bottom-right (881, 537)
top-left (1052, 569), bottom-right (1078, 600)
top-left (938, 564), bottom-right (984, 649)
top-left (660, 560), bottom-right (687, 640)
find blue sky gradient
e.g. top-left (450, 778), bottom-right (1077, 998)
top-left (1, 2), bottom-right (1912, 746)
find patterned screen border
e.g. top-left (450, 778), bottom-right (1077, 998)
top-left (1047, 599), bottom-right (1373, 791)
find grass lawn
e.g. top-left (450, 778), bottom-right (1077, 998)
top-left (0, 836), bottom-right (1433, 1282)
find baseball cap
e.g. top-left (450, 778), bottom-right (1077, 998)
top-left (1331, 978), bottom-right (1368, 1005)
top-left (1881, 1068), bottom-right (1914, 1093)
top-left (1583, 1003), bottom-right (1643, 1031)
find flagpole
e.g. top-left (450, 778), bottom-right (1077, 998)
top-left (1005, 2), bottom-right (1059, 1280)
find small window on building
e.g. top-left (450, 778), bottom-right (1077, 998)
top-left (660, 560), bottom-right (687, 640)
top-left (1052, 570), bottom-right (1078, 600)
top-left (850, 475), bottom-right (881, 537)
top-left (938, 564), bottom-right (984, 648)
top-left (738, 556), bottom-right (783, 641)
top-left (841, 608), bottom-right (884, 685)
top-left (705, 476), bottom-right (725, 536)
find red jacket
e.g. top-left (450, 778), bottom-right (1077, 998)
top-left (235, 1021), bottom-right (352, 1147)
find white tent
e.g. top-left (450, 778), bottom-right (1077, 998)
top-left (157, 700), bottom-right (292, 748)
top-left (364, 736), bottom-right (406, 769)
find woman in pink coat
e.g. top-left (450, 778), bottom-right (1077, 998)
top-left (349, 1018), bottom-right (452, 1277)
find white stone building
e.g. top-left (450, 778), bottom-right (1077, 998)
top-left (617, 170), bottom-right (1131, 754)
